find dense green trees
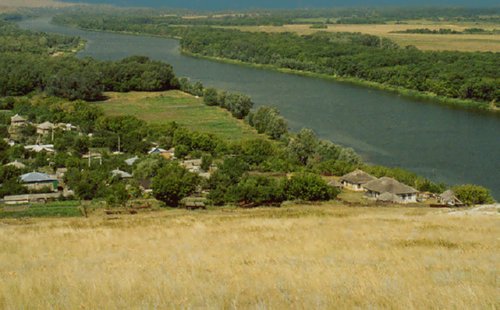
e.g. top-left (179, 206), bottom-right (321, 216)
top-left (52, 12), bottom-right (500, 106)
top-left (452, 185), bottom-right (495, 206)
top-left (247, 106), bottom-right (288, 140)
top-left (0, 21), bottom-right (179, 101)
top-left (152, 163), bottom-right (200, 207)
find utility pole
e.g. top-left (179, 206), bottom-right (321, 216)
top-left (118, 135), bottom-right (121, 153)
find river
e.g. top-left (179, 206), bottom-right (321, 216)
top-left (19, 17), bottom-right (500, 198)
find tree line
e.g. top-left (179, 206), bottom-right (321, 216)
top-left (52, 13), bottom-right (500, 107)
top-left (0, 21), bottom-right (179, 101)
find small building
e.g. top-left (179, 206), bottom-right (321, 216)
top-left (148, 146), bottom-right (167, 155)
top-left (438, 190), bottom-right (465, 207)
top-left (125, 156), bottom-right (139, 166)
top-left (56, 123), bottom-right (78, 132)
top-left (20, 172), bottom-right (58, 192)
top-left (340, 169), bottom-right (377, 191)
top-left (148, 147), bottom-right (175, 160)
top-left (363, 177), bottom-right (418, 204)
top-left (5, 160), bottom-right (26, 170)
top-left (36, 121), bottom-right (55, 136)
top-left (10, 114), bottom-right (27, 127)
top-left (111, 168), bottom-right (132, 179)
top-left (24, 144), bottom-right (55, 153)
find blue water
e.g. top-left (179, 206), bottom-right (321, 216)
top-left (19, 17), bottom-right (500, 198)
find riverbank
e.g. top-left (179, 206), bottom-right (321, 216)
top-left (181, 50), bottom-right (497, 114)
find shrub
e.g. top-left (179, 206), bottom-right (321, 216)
top-left (284, 173), bottom-right (337, 201)
top-left (452, 184), bottom-right (495, 206)
top-left (152, 163), bottom-right (200, 207)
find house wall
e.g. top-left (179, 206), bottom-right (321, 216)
top-left (342, 181), bottom-right (365, 192)
top-left (24, 181), bottom-right (58, 192)
top-left (398, 193), bottom-right (417, 204)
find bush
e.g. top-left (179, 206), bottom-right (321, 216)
top-left (452, 184), bottom-right (495, 206)
top-left (284, 173), bottom-right (337, 201)
top-left (232, 175), bottom-right (285, 206)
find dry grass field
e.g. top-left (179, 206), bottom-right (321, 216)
top-left (1, 204), bottom-right (498, 309)
top-left (229, 22), bottom-right (500, 52)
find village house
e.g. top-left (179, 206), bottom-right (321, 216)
top-left (9, 114), bottom-right (28, 141)
top-left (438, 190), bottom-right (465, 207)
top-left (20, 172), bottom-right (58, 192)
top-left (24, 144), bottom-right (55, 153)
top-left (363, 177), bottom-right (418, 204)
top-left (56, 123), bottom-right (78, 132)
top-left (148, 147), bottom-right (175, 160)
top-left (125, 156), bottom-right (139, 166)
top-left (4, 160), bottom-right (26, 170)
top-left (36, 121), bottom-right (55, 136)
top-left (10, 114), bottom-right (27, 127)
top-left (340, 169), bottom-right (377, 191)
top-left (111, 168), bottom-right (132, 179)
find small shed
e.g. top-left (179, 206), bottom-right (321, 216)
top-left (340, 169), bottom-right (377, 191)
top-left (10, 114), bottom-right (27, 126)
top-left (36, 121), bottom-right (55, 136)
top-left (438, 190), bottom-right (465, 207)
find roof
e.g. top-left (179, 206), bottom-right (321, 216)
top-left (377, 192), bottom-right (402, 203)
top-left (363, 177), bottom-right (418, 195)
top-left (439, 190), bottom-right (464, 205)
top-left (125, 156), bottom-right (139, 166)
top-left (148, 147), bottom-right (167, 154)
top-left (37, 121), bottom-right (54, 130)
top-left (340, 169), bottom-right (376, 184)
top-left (11, 114), bottom-right (26, 122)
top-left (111, 169), bottom-right (132, 179)
top-left (5, 160), bottom-right (26, 169)
top-left (20, 172), bottom-right (57, 183)
top-left (24, 145), bottom-right (55, 153)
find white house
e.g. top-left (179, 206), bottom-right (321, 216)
top-left (339, 169), bottom-right (377, 191)
top-left (363, 177), bottom-right (418, 204)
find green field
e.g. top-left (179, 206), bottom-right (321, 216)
top-left (99, 90), bottom-right (263, 141)
top-left (0, 201), bottom-right (82, 219)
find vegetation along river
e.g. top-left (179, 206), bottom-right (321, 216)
top-left (19, 17), bottom-right (500, 198)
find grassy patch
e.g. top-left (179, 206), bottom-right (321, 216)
top-left (0, 201), bottom-right (82, 219)
top-left (98, 90), bottom-right (263, 141)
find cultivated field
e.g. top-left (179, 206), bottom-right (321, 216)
top-left (229, 22), bottom-right (500, 52)
top-left (0, 205), bottom-right (498, 309)
top-left (99, 91), bottom-right (262, 141)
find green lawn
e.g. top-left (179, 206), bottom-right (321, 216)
top-left (98, 90), bottom-right (263, 141)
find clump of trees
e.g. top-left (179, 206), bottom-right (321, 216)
top-left (452, 185), bottom-right (495, 206)
top-left (0, 21), bottom-right (179, 101)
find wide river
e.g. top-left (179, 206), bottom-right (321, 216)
top-left (20, 17), bottom-right (500, 198)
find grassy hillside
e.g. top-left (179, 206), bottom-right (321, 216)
top-left (0, 204), bottom-right (498, 308)
top-left (99, 90), bottom-right (263, 141)
top-left (229, 21), bottom-right (500, 52)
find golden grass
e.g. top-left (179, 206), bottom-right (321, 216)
top-left (228, 22), bottom-right (500, 52)
top-left (0, 0), bottom-right (73, 8)
top-left (99, 90), bottom-right (263, 141)
top-left (1, 205), bottom-right (498, 309)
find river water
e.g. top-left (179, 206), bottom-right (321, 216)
top-left (19, 17), bottom-right (500, 198)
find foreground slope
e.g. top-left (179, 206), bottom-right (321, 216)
top-left (0, 205), bottom-right (498, 308)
